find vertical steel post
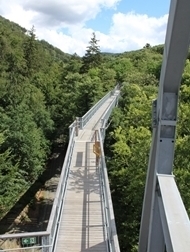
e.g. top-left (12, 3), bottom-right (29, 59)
top-left (75, 117), bottom-right (79, 136)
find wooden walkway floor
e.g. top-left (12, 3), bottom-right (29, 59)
top-left (55, 94), bottom-right (117, 252)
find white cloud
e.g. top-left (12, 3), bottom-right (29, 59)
top-left (38, 28), bottom-right (93, 56)
top-left (0, 0), bottom-right (121, 27)
top-left (0, 0), bottom-right (168, 56)
top-left (103, 12), bottom-right (168, 52)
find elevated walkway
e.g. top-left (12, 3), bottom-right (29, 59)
top-left (54, 90), bottom-right (120, 252)
top-left (0, 86), bottom-right (120, 252)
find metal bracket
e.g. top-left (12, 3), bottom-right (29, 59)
top-left (152, 99), bottom-right (157, 128)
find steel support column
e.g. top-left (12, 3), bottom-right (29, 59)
top-left (138, 0), bottom-right (190, 251)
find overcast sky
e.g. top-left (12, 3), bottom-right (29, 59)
top-left (0, 0), bottom-right (170, 56)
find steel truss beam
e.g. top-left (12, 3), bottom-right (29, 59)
top-left (158, 174), bottom-right (190, 252)
top-left (138, 0), bottom-right (190, 251)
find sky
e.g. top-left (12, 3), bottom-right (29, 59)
top-left (0, 0), bottom-right (171, 56)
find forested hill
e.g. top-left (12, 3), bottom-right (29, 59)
top-left (1, 15), bottom-right (190, 252)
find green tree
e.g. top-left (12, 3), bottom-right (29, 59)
top-left (111, 58), bottom-right (134, 83)
top-left (23, 26), bottom-right (38, 76)
top-left (77, 73), bottom-right (103, 113)
top-left (0, 35), bottom-right (8, 61)
top-left (0, 132), bottom-right (27, 217)
top-left (80, 32), bottom-right (102, 73)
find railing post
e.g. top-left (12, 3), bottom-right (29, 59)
top-left (101, 118), bottom-right (104, 127)
top-left (75, 117), bottom-right (79, 136)
top-left (79, 117), bottom-right (83, 129)
top-left (42, 235), bottom-right (50, 252)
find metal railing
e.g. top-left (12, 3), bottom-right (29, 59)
top-left (46, 125), bottom-right (76, 251)
top-left (98, 129), bottom-right (120, 252)
top-left (100, 90), bottom-right (120, 140)
top-left (0, 231), bottom-right (49, 251)
top-left (91, 86), bottom-right (120, 252)
top-left (0, 125), bottom-right (76, 252)
top-left (80, 85), bottom-right (120, 129)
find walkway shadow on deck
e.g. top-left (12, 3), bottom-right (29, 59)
top-left (68, 142), bottom-right (100, 194)
top-left (0, 145), bottom-right (66, 234)
top-left (81, 142), bottom-right (106, 251)
top-left (67, 141), bottom-right (107, 251)
top-left (82, 241), bottom-right (108, 251)
top-left (68, 167), bottom-right (101, 194)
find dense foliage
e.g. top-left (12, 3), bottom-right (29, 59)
top-left (0, 16), bottom-right (114, 217)
top-left (1, 14), bottom-right (190, 252)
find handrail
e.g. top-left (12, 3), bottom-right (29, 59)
top-left (0, 125), bottom-right (76, 252)
top-left (81, 84), bottom-right (120, 130)
top-left (95, 87), bottom-right (120, 252)
top-left (0, 232), bottom-right (49, 251)
top-left (0, 244), bottom-right (51, 251)
top-left (101, 91), bottom-right (120, 130)
top-left (80, 90), bottom-right (112, 129)
top-left (47, 125), bottom-right (76, 250)
top-left (79, 84), bottom-right (120, 129)
top-left (98, 129), bottom-right (120, 252)
top-left (0, 231), bottom-right (48, 239)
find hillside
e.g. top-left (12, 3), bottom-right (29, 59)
top-left (1, 15), bottom-right (190, 252)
